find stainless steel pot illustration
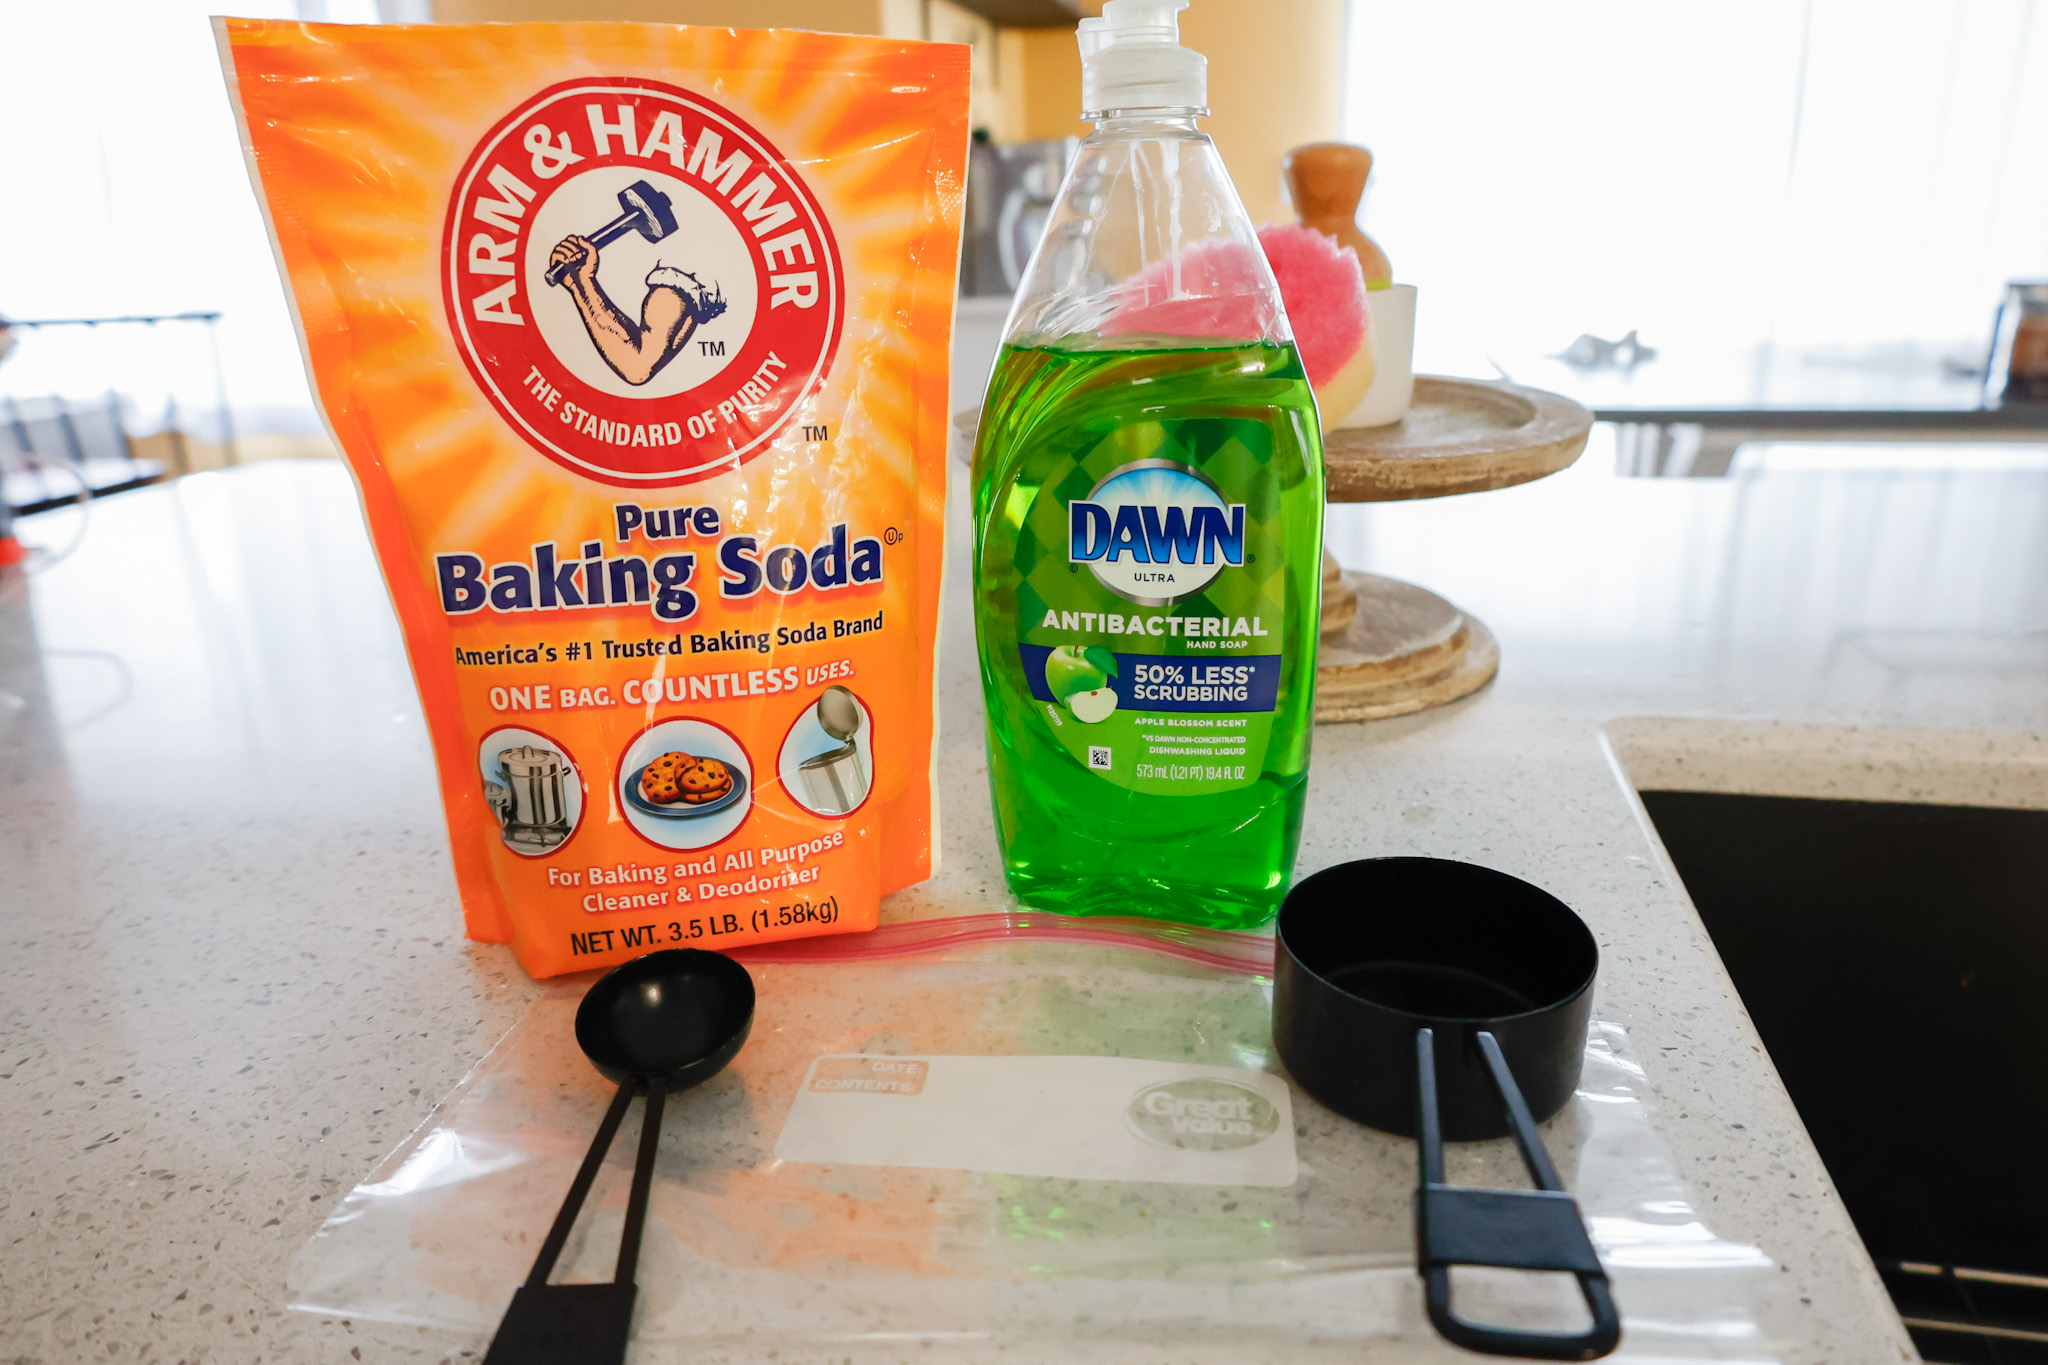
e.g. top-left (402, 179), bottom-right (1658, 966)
top-left (799, 686), bottom-right (868, 816)
top-left (485, 744), bottom-right (574, 850)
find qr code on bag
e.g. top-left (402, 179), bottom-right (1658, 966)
top-left (1088, 745), bottom-right (1112, 771)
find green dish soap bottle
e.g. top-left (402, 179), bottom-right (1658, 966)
top-left (970, 0), bottom-right (1325, 930)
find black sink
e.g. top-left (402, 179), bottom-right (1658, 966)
top-left (1640, 791), bottom-right (2048, 1365)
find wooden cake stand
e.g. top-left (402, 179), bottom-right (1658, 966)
top-left (1317, 374), bottom-right (1591, 722)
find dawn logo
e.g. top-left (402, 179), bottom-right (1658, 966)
top-left (1124, 1077), bottom-right (1279, 1152)
top-left (1069, 460), bottom-right (1245, 604)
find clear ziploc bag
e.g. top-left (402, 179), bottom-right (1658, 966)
top-left (290, 917), bottom-right (1793, 1361)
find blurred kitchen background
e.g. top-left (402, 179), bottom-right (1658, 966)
top-left (3, 0), bottom-right (2046, 521)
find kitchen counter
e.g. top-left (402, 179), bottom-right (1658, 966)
top-left (6, 441), bottom-right (2046, 1362)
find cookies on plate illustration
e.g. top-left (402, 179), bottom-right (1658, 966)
top-left (638, 751), bottom-right (734, 806)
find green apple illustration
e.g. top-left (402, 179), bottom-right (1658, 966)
top-left (1045, 644), bottom-right (1118, 724)
top-left (1044, 644), bottom-right (1116, 699)
top-left (1067, 686), bottom-right (1118, 723)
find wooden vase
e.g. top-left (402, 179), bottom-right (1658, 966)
top-left (1282, 142), bottom-right (1392, 285)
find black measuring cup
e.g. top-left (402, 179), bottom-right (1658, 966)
top-left (1273, 857), bottom-right (1621, 1360)
top-left (484, 948), bottom-right (755, 1365)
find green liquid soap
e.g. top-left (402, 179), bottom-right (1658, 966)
top-left (971, 340), bottom-right (1325, 929)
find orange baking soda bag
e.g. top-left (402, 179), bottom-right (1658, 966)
top-left (218, 20), bottom-right (969, 977)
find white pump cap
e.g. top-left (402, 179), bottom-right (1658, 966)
top-left (1077, 0), bottom-right (1208, 120)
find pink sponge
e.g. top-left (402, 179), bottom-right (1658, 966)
top-left (1097, 238), bottom-right (1279, 342)
top-left (1095, 228), bottom-right (1376, 424)
top-left (1256, 223), bottom-right (1374, 399)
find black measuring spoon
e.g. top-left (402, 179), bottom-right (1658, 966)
top-left (483, 948), bottom-right (755, 1365)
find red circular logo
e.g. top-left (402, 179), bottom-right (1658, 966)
top-left (443, 77), bottom-right (843, 486)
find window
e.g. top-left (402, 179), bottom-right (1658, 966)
top-left (1343, 0), bottom-right (2048, 375)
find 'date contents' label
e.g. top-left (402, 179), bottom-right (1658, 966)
top-left (776, 1054), bottom-right (1298, 1187)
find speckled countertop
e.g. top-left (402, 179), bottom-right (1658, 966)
top-left (5, 443), bottom-right (2045, 1363)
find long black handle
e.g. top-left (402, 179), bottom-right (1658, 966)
top-left (525, 1079), bottom-right (637, 1288)
top-left (614, 1079), bottom-right (665, 1286)
top-left (485, 1080), bottom-right (650, 1365)
top-left (1414, 1028), bottom-right (1622, 1360)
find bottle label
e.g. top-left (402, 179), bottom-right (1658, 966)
top-left (776, 1054), bottom-right (1297, 1187)
top-left (1014, 441), bottom-right (1289, 796)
